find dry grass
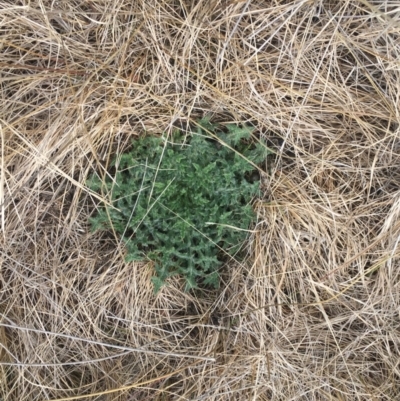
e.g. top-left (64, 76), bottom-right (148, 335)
top-left (1, 0), bottom-right (400, 399)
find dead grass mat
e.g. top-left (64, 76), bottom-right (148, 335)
top-left (1, 0), bottom-right (400, 399)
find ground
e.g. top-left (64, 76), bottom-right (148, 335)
top-left (1, 1), bottom-right (400, 400)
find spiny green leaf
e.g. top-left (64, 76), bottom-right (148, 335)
top-left (87, 120), bottom-right (269, 292)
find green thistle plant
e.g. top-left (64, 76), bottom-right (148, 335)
top-left (88, 118), bottom-right (269, 292)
